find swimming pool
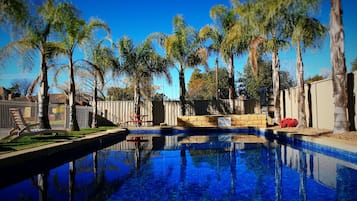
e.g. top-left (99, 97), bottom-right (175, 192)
top-left (0, 131), bottom-right (356, 201)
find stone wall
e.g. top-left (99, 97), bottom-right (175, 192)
top-left (177, 114), bottom-right (267, 128)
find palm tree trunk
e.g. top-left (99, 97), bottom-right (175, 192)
top-left (69, 56), bottom-right (80, 131)
top-left (227, 54), bottom-right (236, 114)
top-left (274, 144), bottom-right (282, 201)
top-left (179, 64), bottom-right (186, 116)
top-left (134, 79), bottom-right (141, 126)
top-left (272, 45), bottom-right (281, 124)
top-left (215, 57), bottom-right (219, 100)
top-left (91, 75), bottom-right (98, 128)
top-left (330, 0), bottom-right (349, 134)
top-left (296, 41), bottom-right (307, 128)
top-left (37, 172), bottom-right (49, 201)
top-left (38, 51), bottom-right (51, 129)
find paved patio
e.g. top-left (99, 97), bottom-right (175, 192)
top-left (270, 126), bottom-right (357, 146)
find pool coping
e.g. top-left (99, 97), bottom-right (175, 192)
top-left (0, 128), bottom-right (128, 188)
top-left (0, 128), bottom-right (127, 160)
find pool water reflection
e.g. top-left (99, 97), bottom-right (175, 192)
top-left (0, 133), bottom-right (356, 201)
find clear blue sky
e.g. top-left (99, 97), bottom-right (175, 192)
top-left (1, 0), bottom-right (357, 99)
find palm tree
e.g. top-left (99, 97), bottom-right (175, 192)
top-left (290, 4), bottom-right (326, 128)
top-left (0, 0), bottom-right (60, 129)
top-left (330, 0), bottom-right (349, 133)
top-left (240, 0), bottom-right (290, 124)
top-left (81, 38), bottom-right (117, 128)
top-left (203, 4), bottom-right (247, 113)
top-left (53, 2), bottom-right (110, 131)
top-left (0, 0), bottom-right (28, 30)
top-left (199, 25), bottom-right (223, 101)
top-left (115, 36), bottom-right (172, 123)
top-left (152, 15), bottom-right (207, 115)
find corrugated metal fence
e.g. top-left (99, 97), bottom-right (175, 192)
top-left (1, 98), bottom-right (257, 128)
top-left (95, 99), bottom-right (257, 126)
top-left (0, 98), bottom-right (257, 129)
top-left (0, 100), bottom-right (91, 129)
top-left (280, 71), bottom-right (356, 130)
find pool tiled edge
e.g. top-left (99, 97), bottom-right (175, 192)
top-left (127, 126), bottom-right (357, 164)
top-left (257, 128), bottom-right (357, 164)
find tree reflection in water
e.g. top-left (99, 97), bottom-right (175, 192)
top-left (1, 134), bottom-right (356, 201)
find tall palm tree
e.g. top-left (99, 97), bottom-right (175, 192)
top-left (115, 36), bottom-right (172, 123)
top-left (81, 38), bottom-right (117, 128)
top-left (152, 15), bottom-right (207, 115)
top-left (290, 4), bottom-right (326, 128)
top-left (240, 0), bottom-right (290, 124)
top-left (199, 25), bottom-right (223, 100)
top-left (0, 0), bottom-right (60, 129)
top-left (206, 4), bottom-right (247, 113)
top-left (330, 0), bottom-right (349, 134)
top-left (53, 2), bottom-right (110, 131)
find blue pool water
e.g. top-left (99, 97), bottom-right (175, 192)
top-left (0, 132), bottom-right (356, 201)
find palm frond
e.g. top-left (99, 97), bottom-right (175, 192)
top-left (53, 64), bottom-right (68, 88)
top-left (0, 37), bottom-right (36, 70)
top-left (248, 36), bottom-right (265, 77)
top-left (26, 75), bottom-right (40, 98)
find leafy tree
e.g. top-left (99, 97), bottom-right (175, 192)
top-left (239, 57), bottom-right (294, 101)
top-left (187, 68), bottom-right (229, 100)
top-left (8, 83), bottom-right (21, 97)
top-left (151, 15), bottom-right (207, 115)
top-left (10, 79), bottom-right (31, 96)
top-left (152, 93), bottom-right (167, 101)
top-left (238, 58), bottom-right (272, 100)
top-left (279, 71), bottom-right (296, 90)
top-left (352, 57), bottom-right (357, 72)
top-left (107, 86), bottom-right (134, 101)
top-left (53, 2), bottom-right (110, 131)
top-left (187, 69), bottom-right (207, 100)
top-left (115, 36), bottom-right (172, 122)
top-left (330, 0), bottom-right (349, 133)
top-left (305, 75), bottom-right (325, 84)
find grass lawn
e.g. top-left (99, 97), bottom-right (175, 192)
top-left (0, 126), bottom-right (117, 153)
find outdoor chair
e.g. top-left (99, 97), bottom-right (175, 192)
top-left (8, 108), bottom-right (68, 139)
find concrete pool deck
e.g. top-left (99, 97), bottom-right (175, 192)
top-left (262, 127), bottom-right (357, 153)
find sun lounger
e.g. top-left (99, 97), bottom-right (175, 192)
top-left (8, 108), bottom-right (68, 138)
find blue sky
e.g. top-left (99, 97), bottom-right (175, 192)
top-left (1, 0), bottom-right (357, 99)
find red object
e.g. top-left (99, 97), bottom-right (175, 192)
top-left (280, 118), bottom-right (298, 128)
